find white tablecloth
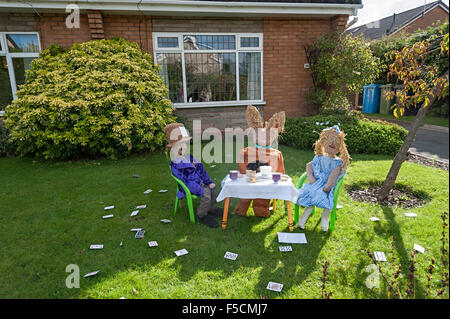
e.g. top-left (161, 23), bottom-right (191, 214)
top-left (217, 174), bottom-right (299, 203)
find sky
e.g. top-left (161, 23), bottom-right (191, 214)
top-left (352, 0), bottom-right (450, 28)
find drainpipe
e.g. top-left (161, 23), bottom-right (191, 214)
top-left (346, 16), bottom-right (359, 29)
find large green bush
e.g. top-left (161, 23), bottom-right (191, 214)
top-left (280, 111), bottom-right (407, 156)
top-left (4, 38), bottom-right (175, 160)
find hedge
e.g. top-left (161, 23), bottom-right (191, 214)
top-left (279, 112), bottom-right (407, 156)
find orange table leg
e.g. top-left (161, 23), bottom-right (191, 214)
top-left (272, 200), bottom-right (276, 212)
top-left (286, 201), bottom-right (294, 232)
top-left (222, 197), bottom-right (230, 230)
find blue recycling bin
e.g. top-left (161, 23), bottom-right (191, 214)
top-left (362, 84), bottom-right (381, 114)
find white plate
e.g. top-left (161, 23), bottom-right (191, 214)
top-left (256, 173), bottom-right (272, 179)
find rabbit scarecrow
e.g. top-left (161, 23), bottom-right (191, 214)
top-left (233, 105), bottom-right (286, 218)
top-left (297, 125), bottom-right (350, 231)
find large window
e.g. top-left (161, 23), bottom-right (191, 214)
top-left (0, 32), bottom-right (40, 111)
top-left (153, 33), bottom-right (263, 107)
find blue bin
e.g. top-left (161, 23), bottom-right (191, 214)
top-left (362, 84), bottom-right (381, 114)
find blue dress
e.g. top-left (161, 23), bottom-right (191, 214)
top-left (296, 155), bottom-right (345, 210)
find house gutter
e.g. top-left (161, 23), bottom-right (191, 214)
top-left (0, 0), bottom-right (362, 16)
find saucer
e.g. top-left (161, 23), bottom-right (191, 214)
top-left (257, 173), bottom-right (272, 179)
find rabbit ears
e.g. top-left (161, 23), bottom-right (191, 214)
top-left (246, 105), bottom-right (286, 134)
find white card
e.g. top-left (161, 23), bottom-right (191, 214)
top-left (266, 282), bottom-right (283, 292)
top-left (160, 219), bottom-right (172, 223)
top-left (102, 214), bottom-right (114, 219)
top-left (279, 246), bottom-right (293, 252)
top-left (130, 210), bottom-right (139, 217)
top-left (148, 241), bottom-right (158, 248)
top-left (224, 251), bottom-right (238, 260)
top-left (83, 270), bottom-right (100, 278)
top-left (120, 242), bottom-right (123, 247)
top-left (90, 244), bottom-right (103, 250)
top-left (104, 205), bottom-right (114, 210)
top-left (210, 165), bottom-right (216, 168)
top-left (374, 251), bottom-right (387, 262)
top-left (369, 217), bottom-right (380, 222)
top-left (136, 205), bottom-right (147, 209)
top-left (414, 244), bottom-right (425, 254)
top-left (175, 249), bottom-right (189, 256)
top-left (159, 190), bottom-right (168, 193)
top-left (143, 189), bottom-right (152, 194)
top-left (336, 204), bottom-right (343, 209)
top-left (405, 213), bottom-right (417, 218)
top-left (130, 228), bottom-right (142, 232)
top-left (277, 232), bottom-right (307, 244)
top-left (135, 230), bottom-right (145, 239)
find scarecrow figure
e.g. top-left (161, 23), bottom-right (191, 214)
top-left (165, 123), bottom-right (222, 228)
top-left (233, 105), bottom-right (286, 218)
top-left (297, 125), bottom-right (350, 231)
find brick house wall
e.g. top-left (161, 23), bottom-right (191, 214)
top-left (402, 5), bottom-right (449, 34)
top-left (0, 13), bottom-right (37, 32)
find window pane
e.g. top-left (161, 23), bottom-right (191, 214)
top-left (7, 34), bottom-right (39, 53)
top-left (239, 52), bottom-right (261, 100)
top-left (240, 37), bottom-right (259, 48)
top-left (156, 53), bottom-right (183, 103)
top-left (157, 37), bottom-right (179, 48)
top-left (184, 35), bottom-right (235, 50)
top-left (185, 53), bottom-right (236, 102)
top-left (12, 57), bottom-right (35, 87)
top-left (0, 57), bottom-right (13, 110)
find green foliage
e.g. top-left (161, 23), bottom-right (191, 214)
top-left (4, 38), bottom-right (175, 160)
top-left (280, 112), bottom-right (407, 156)
top-left (308, 32), bottom-right (380, 109)
top-left (0, 120), bottom-right (15, 157)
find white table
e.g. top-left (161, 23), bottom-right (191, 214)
top-left (217, 174), bottom-right (299, 231)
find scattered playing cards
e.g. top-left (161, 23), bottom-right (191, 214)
top-left (160, 219), bottom-right (172, 224)
top-left (175, 249), bottom-right (189, 256)
top-left (136, 205), bottom-right (147, 209)
top-left (159, 190), bottom-right (168, 193)
top-left (102, 214), bottom-right (114, 219)
top-left (279, 246), bottom-right (293, 252)
top-left (374, 251), bottom-right (387, 262)
top-left (104, 205), bottom-right (114, 210)
top-left (148, 241), bottom-right (158, 248)
top-left (143, 189), bottom-right (152, 194)
top-left (266, 282), bottom-right (283, 292)
top-left (224, 251), bottom-right (238, 260)
top-left (405, 213), bottom-right (418, 218)
top-left (130, 228), bottom-right (142, 232)
top-left (130, 210), bottom-right (139, 217)
top-left (84, 270), bottom-right (100, 278)
top-left (414, 244), bottom-right (425, 254)
top-left (90, 244), bottom-right (103, 250)
top-left (369, 217), bottom-right (380, 222)
top-left (277, 232), bottom-right (307, 244)
top-left (135, 230), bottom-right (145, 239)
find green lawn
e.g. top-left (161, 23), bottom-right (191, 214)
top-left (367, 113), bottom-right (449, 128)
top-left (0, 145), bottom-right (448, 299)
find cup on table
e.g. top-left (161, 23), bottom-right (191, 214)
top-left (246, 170), bottom-right (256, 178)
top-left (260, 166), bottom-right (272, 178)
top-left (229, 170), bottom-right (239, 180)
top-left (272, 173), bottom-right (281, 183)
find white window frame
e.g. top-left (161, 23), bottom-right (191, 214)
top-left (0, 32), bottom-right (41, 101)
top-left (153, 32), bottom-right (264, 108)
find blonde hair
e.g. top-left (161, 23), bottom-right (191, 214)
top-left (314, 129), bottom-right (351, 170)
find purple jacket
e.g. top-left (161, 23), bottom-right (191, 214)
top-left (171, 155), bottom-right (213, 199)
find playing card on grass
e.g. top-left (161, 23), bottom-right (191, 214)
top-left (84, 270), bottom-right (100, 278)
top-left (369, 217), bottom-right (380, 222)
top-left (130, 228), bottom-right (142, 232)
top-left (414, 244), bottom-right (425, 254)
top-left (277, 232), bottom-right (307, 244)
top-left (90, 244), bottom-right (103, 250)
top-left (405, 213), bottom-right (418, 218)
top-left (136, 205), bottom-right (147, 209)
top-left (279, 246), bottom-right (293, 252)
top-left (160, 219), bottom-right (172, 223)
top-left (148, 241), bottom-right (158, 248)
top-left (143, 189), bottom-right (152, 194)
top-left (102, 214), bottom-right (114, 219)
top-left (135, 230), bottom-right (145, 239)
top-left (374, 251), bottom-right (387, 262)
top-left (159, 189), bottom-right (168, 193)
top-left (175, 249), bottom-right (189, 256)
top-left (224, 252), bottom-right (238, 260)
top-left (104, 205), bottom-right (114, 210)
top-left (130, 210), bottom-right (139, 217)
top-left (266, 282), bottom-right (283, 292)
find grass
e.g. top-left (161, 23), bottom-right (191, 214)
top-left (0, 144), bottom-right (448, 299)
top-left (367, 113), bottom-right (449, 128)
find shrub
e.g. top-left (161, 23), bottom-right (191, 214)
top-left (0, 120), bottom-right (15, 157)
top-left (4, 38), bottom-right (175, 160)
top-left (280, 112), bottom-right (407, 156)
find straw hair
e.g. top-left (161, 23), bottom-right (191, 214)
top-left (314, 129), bottom-right (351, 170)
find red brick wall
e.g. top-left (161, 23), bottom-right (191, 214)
top-left (103, 14), bottom-right (152, 52)
top-left (263, 17), bottom-right (339, 119)
top-left (403, 6), bottom-right (449, 34)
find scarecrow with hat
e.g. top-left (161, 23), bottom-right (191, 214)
top-left (165, 123), bottom-right (222, 228)
top-left (233, 105), bottom-right (286, 218)
top-left (297, 125), bottom-right (350, 231)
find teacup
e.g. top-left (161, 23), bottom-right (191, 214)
top-left (272, 173), bottom-right (281, 183)
top-left (260, 166), bottom-right (272, 178)
top-left (230, 170), bottom-right (239, 180)
top-left (246, 170), bottom-right (256, 178)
